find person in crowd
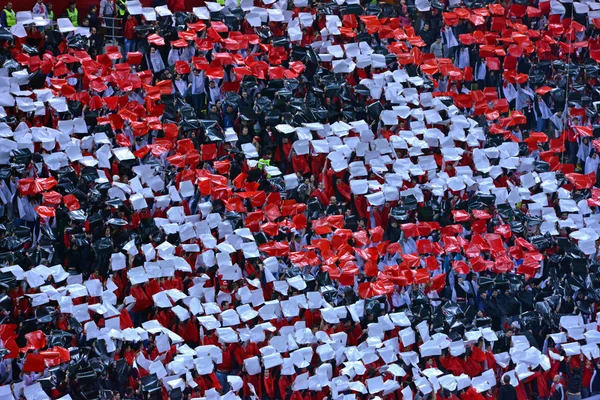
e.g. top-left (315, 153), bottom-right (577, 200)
top-left (550, 375), bottom-right (566, 400)
top-left (86, 4), bottom-right (99, 29)
top-left (550, 110), bottom-right (565, 139)
top-left (429, 36), bottom-right (443, 58)
top-left (122, 13), bottom-right (138, 54)
top-left (99, 0), bottom-right (115, 25)
top-left (419, 23), bottom-right (435, 49)
top-left (498, 376), bottom-right (518, 400)
top-left (207, 79), bottom-right (222, 106)
top-left (31, 0), bottom-right (48, 17)
top-left (189, 68), bottom-right (207, 117)
top-left (567, 359), bottom-right (583, 400)
top-left (88, 26), bottom-right (104, 56)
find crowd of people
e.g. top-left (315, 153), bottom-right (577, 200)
top-left (0, 0), bottom-right (600, 399)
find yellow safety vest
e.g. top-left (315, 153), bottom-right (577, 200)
top-left (3, 9), bottom-right (15, 27)
top-left (67, 8), bottom-right (78, 27)
top-left (117, 0), bottom-right (126, 16)
top-left (48, 11), bottom-right (54, 21)
top-left (215, 0), bottom-right (241, 7)
top-left (257, 158), bottom-right (270, 169)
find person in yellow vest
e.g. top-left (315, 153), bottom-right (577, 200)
top-left (47, 3), bottom-right (55, 21)
top-left (1, 2), bottom-right (16, 28)
top-left (258, 151), bottom-right (273, 178)
top-left (66, 1), bottom-right (79, 27)
top-left (116, 0), bottom-right (127, 19)
top-left (257, 151), bottom-right (272, 169)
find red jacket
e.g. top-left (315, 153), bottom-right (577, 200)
top-left (131, 285), bottom-right (152, 312)
top-left (123, 18), bottom-right (138, 40)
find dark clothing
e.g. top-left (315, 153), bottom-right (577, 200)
top-left (326, 204), bottom-right (344, 216)
top-left (567, 364), bottom-right (583, 394)
top-left (559, 298), bottom-right (575, 314)
top-left (206, 111), bottom-right (223, 127)
top-left (591, 359), bottom-right (600, 394)
top-left (237, 134), bottom-right (253, 147)
top-left (497, 293), bottom-right (514, 316)
top-left (223, 111), bottom-right (237, 129)
top-left (1, 8), bottom-right (10, 28)
top-left (551, 384), bottom-right (565, 400)
top-left (87, 11), bottom-right (99, 29)
top-left (384, 224), bottom-right (401, 242)
top-left (495, 333), bottom-right (512, 353)
top-left (419, 29), bottom-right (435, 48)
top-left (518, 57), bottom-right (531, 75)
top-left (484, 296), bottom-right (504, 318)
top-left (89, 33), bottom-right (104, 54)
top-left (429, 13), bottom-right (442, 35)
top-left (517, 290), bottom-right (535, 312)
top-left (498, 383), bottom-right (518, 400)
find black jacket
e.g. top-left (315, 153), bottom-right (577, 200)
top-left (566, 364), bottom-right (583, 394)
top-left (550, 384), bottom-right (565, 400)
top-left (591, 359), bottom-right (600, 394)
top-left (498, 383), bottom-right (518, 400)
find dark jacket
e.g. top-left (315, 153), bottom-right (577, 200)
top-left (550, 383), bottom-right (565, 400)
top-left (566, 364), bottom-right (583, 394)
top-left (591, 359), bottom-right (600, 394)
top-left (498, 383), bottom-right (518, 400)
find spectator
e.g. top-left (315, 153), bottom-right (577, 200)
top-left (99, 0), bottom-right (114, 27)
top-left (207, 79), bottom-right (222, 106)
top-left (498, 376), bottom-right (517, 400)
top-left (474, 58), bottom-right (487, 90)
top-left (567, 358), bottom-right (584, 400)
top-left (31, 0), bottom-right (48, 17)
top-left (88, 26), bottom-right (104, 56)
top-left (582, 358), bottom-right (593, 399)
top-left (419, 23), bottom-right (435, 49)
top-left (86, 5), bottom-right (99, 29)
top-left (577, 136), bottom-right (593, 171)
top-left (172, 73), bottom-right (186, 98)
top-left (148, 46), bottom-right (166, 74)
top-left (533, 93), bottom-right (553, 132)
top-left (585, 150), bottom-right (600, 178)
top-left (429, 36), bottom-right (443, 58)
top-left (455, 45), bottom-right (470, 69)
top-left (189, 68), bottom-right (207, 116)
top-left (551, 375), bottom-right (566, 400)
top-left (123, 13), bottom-right (138, 54)
top-left (590, 358), bottom-right (600, 396)
top-left (550, 110), bottom-right (565, 139)
top-left (222, 103), bottom-right (237, 129)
